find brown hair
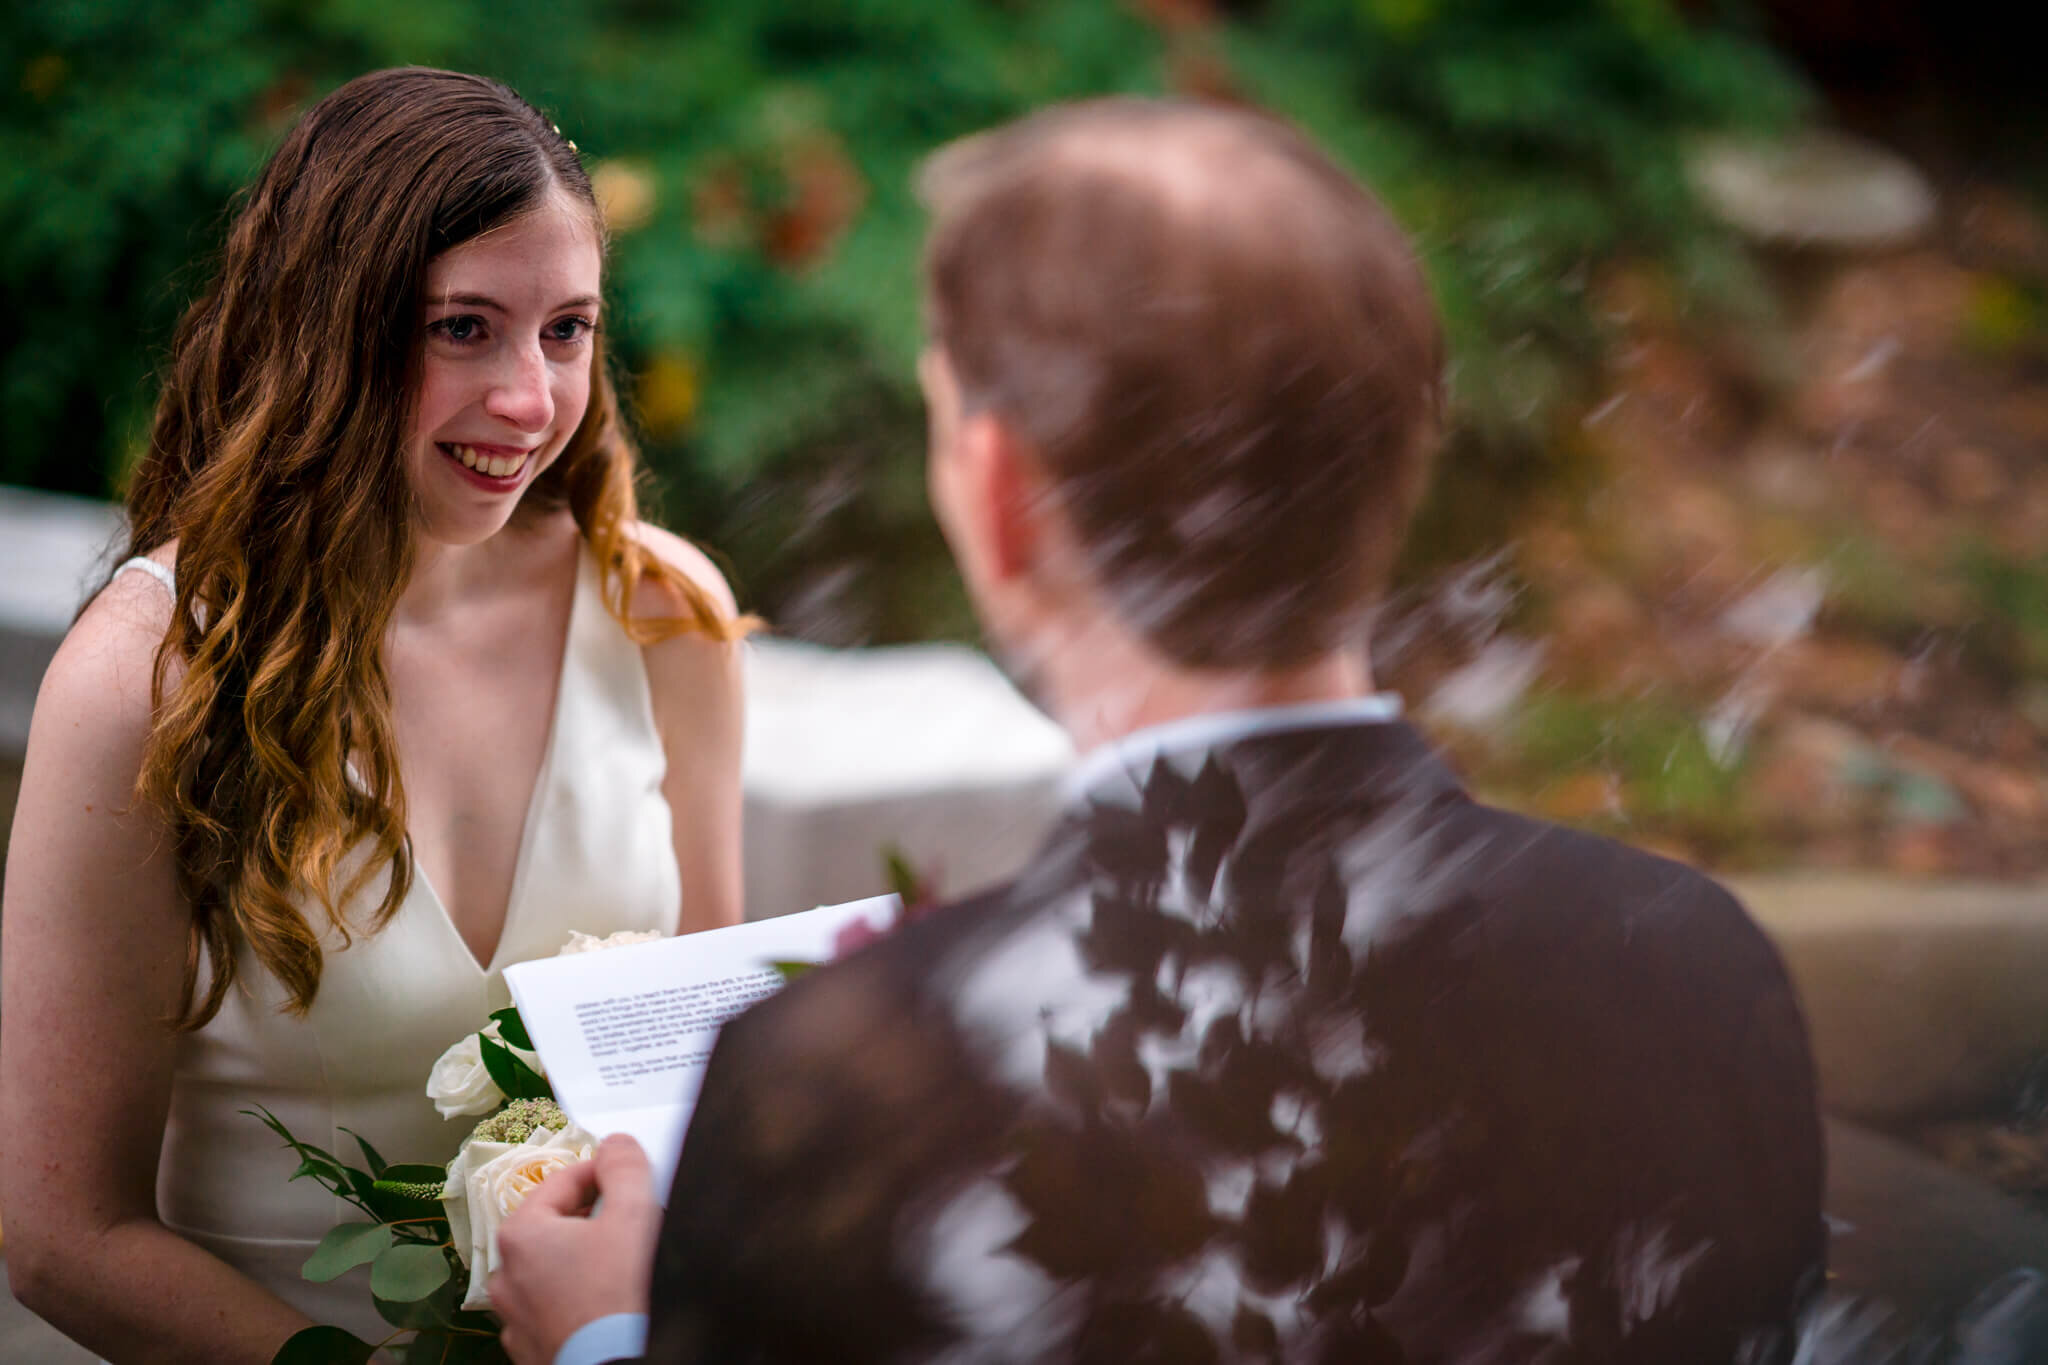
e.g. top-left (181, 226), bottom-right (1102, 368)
top-left (918, 97), bottom-right (1444, 670)
top-left (122, 67), bottom-right (746, 1029)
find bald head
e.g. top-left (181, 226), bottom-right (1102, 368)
top-left (919, 98), bottom-right (1443, 670)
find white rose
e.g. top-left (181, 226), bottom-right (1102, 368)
top-left (557, 929), bottom-right (665, 955)
top-left (424, 1022), bottom-right (545, 1120)
top-left (441, 1123), bottom-right (596, 1310)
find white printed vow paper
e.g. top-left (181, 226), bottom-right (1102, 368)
top-left (503, 895), bottom-right (899, 1198)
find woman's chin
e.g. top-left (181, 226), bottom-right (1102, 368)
top-left (412, 505), bottom-right (523, 551)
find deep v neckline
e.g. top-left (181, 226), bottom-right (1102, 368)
top-left (410, 549), bottom-right (585, 976)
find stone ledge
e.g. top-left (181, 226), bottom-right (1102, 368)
top-left (740, 638), bottom-right (1071, 921)
top-left (1735, 874), bottom-right (2048, 1125)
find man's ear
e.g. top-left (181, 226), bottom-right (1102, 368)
top-left (957, 412), bottom-right (1049, 584)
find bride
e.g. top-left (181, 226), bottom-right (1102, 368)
top-left (0, 68), bottom-right (748, 1360)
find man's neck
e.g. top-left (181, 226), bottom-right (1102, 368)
top-left (1032, 617), bottom-right (1376, 754)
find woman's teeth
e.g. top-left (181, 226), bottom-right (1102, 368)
top-left (445, 444), bottom-right (529, 478)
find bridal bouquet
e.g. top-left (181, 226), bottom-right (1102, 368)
top-left (250, 930), bottom-right (658, 1365)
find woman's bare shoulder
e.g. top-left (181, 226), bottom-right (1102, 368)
top-left (46, 547), bottom-right (181, 724)
top-left (628, 522), bottom-right (739, 623)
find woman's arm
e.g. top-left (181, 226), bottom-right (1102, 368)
top-left (633, 525), bottom-right (746, 935)
top-left (0, 573), bottom-right (313, 1363)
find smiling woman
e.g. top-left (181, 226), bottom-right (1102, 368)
top-left (0, 68), bottom-right (752, 1363)
top-left (410, 198), bottom-right (605, 545)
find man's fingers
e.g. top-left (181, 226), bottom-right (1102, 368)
top-left (497, 1319), bottom-right (537, 1365)
top-left (495, 1309), bottom-right (528, 1365)
top-left (590, 1132), bottom-right (657, 1207)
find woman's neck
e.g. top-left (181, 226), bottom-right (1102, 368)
top-left (396, 511), bottom-right (572, 626)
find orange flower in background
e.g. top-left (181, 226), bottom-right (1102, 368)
top-left (635, 351), bottom-right (701, 441)
top-left (762, 131), bottom-right (867, 271)
top-left (21, 54), bottom-right (68, 101)
top-left (1168, 48), bottom-right (1242, 103)
top-left (690, 154), bottom-right (753, 249)
top-left (1133, 0), bottom-right (1217, 32)
top-left (590, 158), bottom-right (658, 236)
top-left (687, 126), bottom-right (867, 271)
top-left (252, 72), bottom-right (309, 132)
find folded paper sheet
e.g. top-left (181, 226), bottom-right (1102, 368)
top-left (504, 894), bottom-right (900, 1198)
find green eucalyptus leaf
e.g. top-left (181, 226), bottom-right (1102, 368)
top-left (301, 1222), bottom-right (393, 1283)
top-left (369, 1242), bottom-right (452, 1303)
top-left (488, 1006), bottom-right (534, 1052)
top-left (372, 1291), bottom-right (438, 1331)
top-left (769, 959), bottom-right (818, 982)
top-left (270, 1324), bottom-right (376, 1364)
top-left (372, 1267), bottom-right (464, 1331)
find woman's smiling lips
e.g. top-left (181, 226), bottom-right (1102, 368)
top-left (437, 441), bottom-right (534, 483)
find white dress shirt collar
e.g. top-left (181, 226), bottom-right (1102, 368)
top-left (1064, 693), bottom-right (1405, 804)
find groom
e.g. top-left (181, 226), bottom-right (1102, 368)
top-left (494, 98), bottom-right (1826, 1365)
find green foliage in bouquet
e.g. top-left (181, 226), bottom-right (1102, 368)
top-left (243, 1107), bottom-right (507, 1363)
top-left (5, 0), bottom-right (1808, 632)
top-left (474, 1006), bottom-right (549, 1102)
top-left (242, 1005), bottom-right (553, 1363)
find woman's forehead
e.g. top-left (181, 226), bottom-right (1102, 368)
top-left (424, 196), bottom-right (602, 307)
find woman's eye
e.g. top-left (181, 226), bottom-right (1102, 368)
top-left (545, 316), bottom-right (596, 345)
top-left (430, 315), bottom-right (486, 344)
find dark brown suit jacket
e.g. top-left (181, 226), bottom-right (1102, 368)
top-left (639, 720), bottom-right (1826, 1363)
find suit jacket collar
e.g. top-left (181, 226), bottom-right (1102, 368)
top-left (1028, 718), bottom-right (1469, 917)
top-left (1062, 694), bottom-right (1407, 803)
top-left (1068, 716), bottom-right (1464, 823)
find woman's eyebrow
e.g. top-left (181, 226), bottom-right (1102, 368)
top-left (429, 292), bottom-right (601, 311)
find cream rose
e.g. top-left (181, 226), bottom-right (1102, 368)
top-left (424, 1021), bottom-right (545, 1120)
top-left (441, 1122), bottom-right (596, 1309)
top-left (556, 928), bottom-right (664, 955)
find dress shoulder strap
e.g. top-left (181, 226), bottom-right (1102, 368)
top-left (114, 555), bottom-right (176, 595)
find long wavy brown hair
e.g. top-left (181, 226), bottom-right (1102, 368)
top-left (119, 68), bottom-right (747, 1030)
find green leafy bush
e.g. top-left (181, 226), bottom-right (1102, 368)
top-left (3, 0), bottom-right (1807, 636)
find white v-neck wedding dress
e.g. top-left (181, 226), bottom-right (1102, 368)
top-left (118, 549), bottom-right (680, 1342)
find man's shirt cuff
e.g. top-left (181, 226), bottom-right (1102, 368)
top-left (552, 1311), bottom-right (650, 1365)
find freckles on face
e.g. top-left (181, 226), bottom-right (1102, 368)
top-left (407, 193), bottom-right (604, 538)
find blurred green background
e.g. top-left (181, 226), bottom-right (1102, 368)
top-left (3, 0), bottom-right (1805, 630)
top-left (5, 0), bottom-right (2045, 878)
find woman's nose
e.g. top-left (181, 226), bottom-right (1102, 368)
top-left (484, 343), bottom-right (554, 432)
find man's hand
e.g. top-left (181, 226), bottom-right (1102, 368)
top-left (491, 1133), bottom-right (663, 1365)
